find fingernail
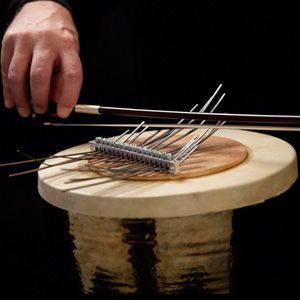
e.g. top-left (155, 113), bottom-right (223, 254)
top-left (18, 107), bottom-right (31, 117)
top-left (4, 99), bottom-right (14, 109)
top-left (3, 89), bottom-right (14, 108)
top-left (58, 107), bottom-right (72, 118)
top-left (33, 105), bottom-right (47, 114)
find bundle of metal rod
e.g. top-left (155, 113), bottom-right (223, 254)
top-left (84, 84), bottom-right (226, 178)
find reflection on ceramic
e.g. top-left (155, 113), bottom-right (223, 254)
top-left (69, 211), bottom-right (232, 294)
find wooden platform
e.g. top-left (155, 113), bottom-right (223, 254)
top-left (38, 129), bottom-right (298, 218)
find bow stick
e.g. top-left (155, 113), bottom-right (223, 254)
top-left (74, 104), bottom-right (300, 125)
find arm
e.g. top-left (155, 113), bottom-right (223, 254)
top-left (1, 0), bottom-right (82, 118)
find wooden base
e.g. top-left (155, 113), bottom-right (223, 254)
top-left (38, 129), bottom-right (298, 218)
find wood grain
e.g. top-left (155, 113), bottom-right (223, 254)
top-left (102, 135), bottom-right (249, 180)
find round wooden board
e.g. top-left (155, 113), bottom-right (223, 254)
top-left (118, 135), bottom-right (248, 180)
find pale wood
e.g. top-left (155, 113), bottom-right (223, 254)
top-left (38, 129), bottom-right (298, 218)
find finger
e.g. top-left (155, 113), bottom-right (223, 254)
top-left (49, 63), bottom-right (63, 104)
top-left (30, 48), bottom-right (55, 114)
top-left (2, 74), bottom-right (15, 108)
top-left (56, 52), bottom-right (83, 118)
top-left (7, 42), bottom-right (32, 117)
top-left (1, 35), bottom-right (15, 108)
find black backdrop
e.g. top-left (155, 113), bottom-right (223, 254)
top-left (0, 0), bottom-right (299, 296)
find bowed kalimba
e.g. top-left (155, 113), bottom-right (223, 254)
top-left (1, 85), bottom-right (299, 294)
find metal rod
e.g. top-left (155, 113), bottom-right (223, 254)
top-left (43, 122), bottom-right (300, 131)
top-left (74, 104), bottom-right (300, 124)
top-left (8, 153), bottom-right (94, 177)
top-left (0, 151), bottom-right (96, 168)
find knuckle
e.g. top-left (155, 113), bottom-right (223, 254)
top-left (2, 30), bottom-right (31, 48)
top-left (64, 68), bottom-right (82, 82)
top-left (13, 31), bottom-right (31, 45)
top-left (61, 32), bottom-right (79, 49)
top-left (16, 31), bottom-right (31, 43)
top-left (2, 31), bottom-right (16, 45)
top-left (3, 28), bottom-right (51, 46)
top-left (30, 67), bottom-right (48, 85)
top-left (34, 29), bottom-right (55, 41)
top-left (7, 68), bottom-right (23, 84)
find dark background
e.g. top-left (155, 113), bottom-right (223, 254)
top-left (0, 0), bottom-right (300, 296)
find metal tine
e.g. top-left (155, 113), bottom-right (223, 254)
top-left (88, 124), bottom-right (152, 171)
top-left (100, 164), bottom-right (151, 175)
top-left (172, 135), bottom-right (200, 160)
top-left (176, 121), bottom-right (226, 163)
top-left (195, 120), bottom-right (226, 145)
top-left (16, 149), bottom-right (99, 169)
top-left (104, 164), bottom-right (165, 178)
top-left (146, 84), bottom-right (224, 150)
top-left (88, 156), bottom-right (134, 170)
top-left (88, 145), bottom-right (176, 176)
top-left (112, 129), bottom-right (130, 142)
top-left (141, 169), bottom-right (165, 177)
top-left (88, 144), bottom-right (174, 176)
top-left (179, 122), bottom-right (222, 156)
top-left (172, 134), bottom-right (205, 160)
top-left (126, 125), bottom-right (149, 144)
top-left (89, 163), bottom-right (153, 178)
top-left (197, 121), bottom-right (226, 145)
top-left (8, 152), bottom-right (97, 177)
top-left (67, 176), bottom-right (108, 183)
top-left (16, 149), bottom-right (51, 167)
top-left (141, 83), bottom-right (222, 148)
top-left (120, 121), bottom-right (145, 143)
top-left (89, 165), bottom-right (152, 180)
top-left (89, 152), bottom-right (171, 176)
top-left (76, 152), bottom-right (167, 181)
top-left (109, 164), bottom-right (163, 177)
top-left (87, 159), bottom-right (142, 178)
top-left (89, 148), bottom-right (145, 169)
top-left (0, 150), bottom-right (97, 168)
top-left (87, 149), bottom-right (164, 172)
top-left (88, 150), bottom-right (129, 165)
top-left (91, 128), bottom-right (141, 168)
top-left (172, 121), bottom-right (223, 159)
top-left (137, 129), bottom-right (168, 147)
top-left (146, 104), bottom-right (200, 150)
top-left (138, 103), bottom-right (199, 148)
top-left (155, 92), bottom-right (226, 151)
top-left (17, 149), bottom-right (38, 161)
top-left (88, 150), bottom-right (159, 170)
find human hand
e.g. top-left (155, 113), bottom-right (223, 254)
top-left (1, 1), bottom-right (83, 118)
